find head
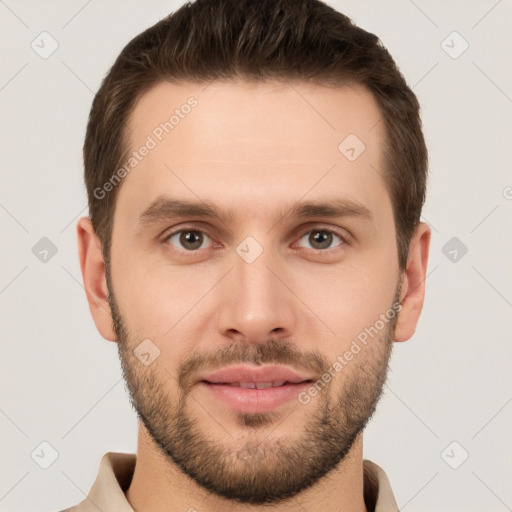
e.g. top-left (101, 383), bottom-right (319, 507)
top-left (78, 0), bottom-right (430, 505)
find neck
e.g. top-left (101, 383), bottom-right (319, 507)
top-left (126, 424), bottom-right (368, 512)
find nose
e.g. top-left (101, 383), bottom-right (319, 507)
top-left (216, 247), bottom-right (297, 345)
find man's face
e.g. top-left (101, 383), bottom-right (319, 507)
top-left (107, 80), bottom-right (402, 503)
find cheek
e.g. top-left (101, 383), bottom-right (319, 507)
top-left (296, 263), bottom-right (398, 355)
top-left (114, 260), bottom-right (214, 354)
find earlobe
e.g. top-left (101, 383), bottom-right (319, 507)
top-left (394, 222), bottom-right (431, 342)
top-left (76, 217), bottom-right (117, 342)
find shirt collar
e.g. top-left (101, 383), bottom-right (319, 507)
top-left (68, 452), bottom-right (399, 512)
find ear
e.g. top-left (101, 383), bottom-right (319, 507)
top-left (76, 217), bottom-right (116, 342)
top-left (394, 222), bottom-right (431, 342)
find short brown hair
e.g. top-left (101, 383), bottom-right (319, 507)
top-left (84, 0), bottom-right (427, 271)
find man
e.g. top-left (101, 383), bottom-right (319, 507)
top-left (65, 0), bottom-right (430, 510)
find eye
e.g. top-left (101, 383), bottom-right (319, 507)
top-left (164, 229), bottom-right (213, 251)
top-left (295, 228), bottom-right (346, 251)
top-left (162, 226), bottom-right (347, 254)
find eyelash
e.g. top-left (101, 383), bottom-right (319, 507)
top-left (161, 225), bottom-right (349, 253)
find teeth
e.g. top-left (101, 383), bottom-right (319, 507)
top-left (228, 381), bottom-right (287, 389)
top-left (256, 382), bottom-right (272, 389)
top-left (239, 382), bottom-right (257, 389)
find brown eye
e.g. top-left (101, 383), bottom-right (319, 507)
top-left (165, 229), bottom-right (212, 251)
top-left (296, 229), bottom-right (345, 251)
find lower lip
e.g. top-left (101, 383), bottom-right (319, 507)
top-left (198, 381), bottom-right (311, 414)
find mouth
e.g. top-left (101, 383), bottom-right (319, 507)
top-left (196, 365), bottom-right (315, 414)
top-left (202, 380), bottom-right (311, 389)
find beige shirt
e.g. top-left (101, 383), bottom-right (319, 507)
top-left (58, 452), bottom-right (399, 512)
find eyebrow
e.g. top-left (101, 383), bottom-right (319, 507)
top-left (137, 195), bottom-right (373, 228)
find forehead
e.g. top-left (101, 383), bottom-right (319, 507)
top-left (116, 79), bottom-right (389, 226)
top-left (127, 79), bottom-right (384, 157)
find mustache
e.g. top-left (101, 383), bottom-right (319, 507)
top-left (178, 338), bottom-right (330, 393)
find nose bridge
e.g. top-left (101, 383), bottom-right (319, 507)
top-left (216, 240), bottom-right (296, 344)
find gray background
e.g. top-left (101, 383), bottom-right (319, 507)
top-left (1, 1), bottom-right (511, 511)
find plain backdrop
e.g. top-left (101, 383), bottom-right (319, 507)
top-left (1, 1), bottom-right (511, 511)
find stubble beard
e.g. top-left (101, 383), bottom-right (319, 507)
top-left (107, 269), bottom-right (398, 504)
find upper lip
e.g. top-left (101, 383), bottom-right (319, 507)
top-left (197, 365), bottom-right (313, 384)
